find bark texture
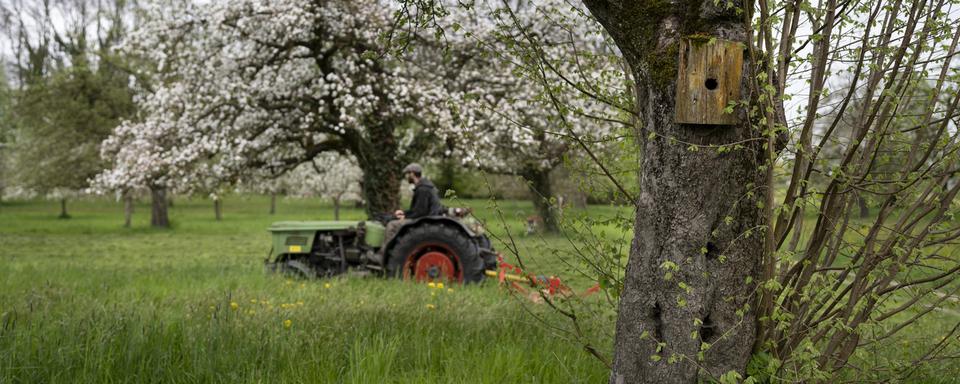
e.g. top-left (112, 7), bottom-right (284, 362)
top-left (356, 149), bottom-right (400, 219)
top-left (150, 186), bottom-right (170, 228)
top-left (351, 121), bottom-right (404, 219)
top-left (580, 0), bottom-right (765, 382)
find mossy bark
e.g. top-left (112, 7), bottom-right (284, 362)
top-left (352, 122), bottom-right (402, 219)
top-left (582, 0), bottom-right (764, 382)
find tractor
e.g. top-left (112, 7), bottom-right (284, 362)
top-left (265, 208), bottom-right (498, 283)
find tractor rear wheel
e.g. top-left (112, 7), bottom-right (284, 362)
top-left (386, 223), bottom-right (484, 283)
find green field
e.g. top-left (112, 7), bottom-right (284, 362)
top-left (0, 196), bottom-right (618, 383)
top-left (1, 196), bottom-right (958, 383)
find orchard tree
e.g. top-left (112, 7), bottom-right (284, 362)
top-left (440, 0), bottom-right (632, 233)
top-left (401, 0), bottom-right (960, 382)
top-left (96, 0), bottom-right (465, 220)
top-left (237, 154), bottom-right (363, 217)
top-left (282, 153), bottom-right (363, 220)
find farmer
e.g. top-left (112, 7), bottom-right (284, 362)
top-left (380, 163), bottom-right (443, 257)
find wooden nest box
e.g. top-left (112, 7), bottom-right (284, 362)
top-left (675, 37), bottom-right (744, 126)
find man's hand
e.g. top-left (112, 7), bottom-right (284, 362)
top-left (394, 210), bottom-right (405, 219)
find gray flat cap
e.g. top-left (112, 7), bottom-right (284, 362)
top-left (402, 163), bottom-right (423, 174)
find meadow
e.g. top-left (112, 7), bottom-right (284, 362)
top-left (0, 196), bottom-right (615, 383)
top-left (1, 195), bottom-right (958, 383)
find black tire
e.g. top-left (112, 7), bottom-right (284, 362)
top-left (386, 223), bottom-right (485, 283)
top-left (476, 235), bottom-right (498, 270)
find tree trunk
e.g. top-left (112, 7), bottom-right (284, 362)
top-left (525, 168), bottom-right (559, 233)
top-left (333, 196), bottom-right (341, 220)
top-left (123, 193), bottom-right (133, 228)
top-left (150, 186), bottom-right (170, 228)
top-left (354, 123), bottom-right (402, 219)
top-left (58, 198), bottom-right (70, 219)
top-left (582, 2), bottom-right (764, 382)
top-left (213, 197), bottom-right (222, 221)
top-left (358, 159), bottom-right (400, 218)
top-left (270, 192), bottom-right (277, 215)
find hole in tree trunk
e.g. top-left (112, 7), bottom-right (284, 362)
top-left (705, 78), bottom-right (718, 90)
top-left (700, 315), bottom-right (717, 343)
top-left (651, 302), bottom-right (663, 340)
top-left (705, 242), bottom-right (719, 259)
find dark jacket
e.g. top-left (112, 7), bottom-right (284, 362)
top-left (405, 178), bottom-right (443, 219)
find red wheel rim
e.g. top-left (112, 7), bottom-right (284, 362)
top-left (402, 243), bottom-right (463, 283)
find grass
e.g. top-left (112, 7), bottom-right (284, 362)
top-left (0, 195), bottom-right (611, 383)
top-left (1, 195), bottom-right (958, 383)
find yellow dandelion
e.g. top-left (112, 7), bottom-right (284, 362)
top-left (283, 319), bottom-right (292, 328)
top-left (426, 304), bottom-right (436, 310)
top-left (437, 282), bottom-right (444, 289)
top-left (324, 283), bottom-right (332, 289)
top-left (230, 302), bottom-right (239, 311)
top-left (427, 282), bottom-right (436, 288)
top-left (447, 288), bottom-right (454, 293)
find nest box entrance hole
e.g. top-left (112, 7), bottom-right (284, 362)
top-left (675, 38), bottom-right (744, 126)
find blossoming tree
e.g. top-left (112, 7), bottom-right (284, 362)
top-left (95, 0), bottom-right (463, 223)
top-left (437, 1), bottom-right (633, 232)
top-left (293, 154), bottom-right (363, 220)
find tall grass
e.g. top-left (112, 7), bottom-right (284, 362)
top-left (1, 196), bottom-right (956, 383)
top-left (0, 196), bottom-right (608, 383)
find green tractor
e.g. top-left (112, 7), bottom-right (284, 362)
top-left (266, 208), bottom-right (498, 283)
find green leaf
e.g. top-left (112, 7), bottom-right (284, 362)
top-left (719, 371), bottom-right (743, 384)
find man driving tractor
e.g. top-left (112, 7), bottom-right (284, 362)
top-left (383, 163), bottom-right (443, 249)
